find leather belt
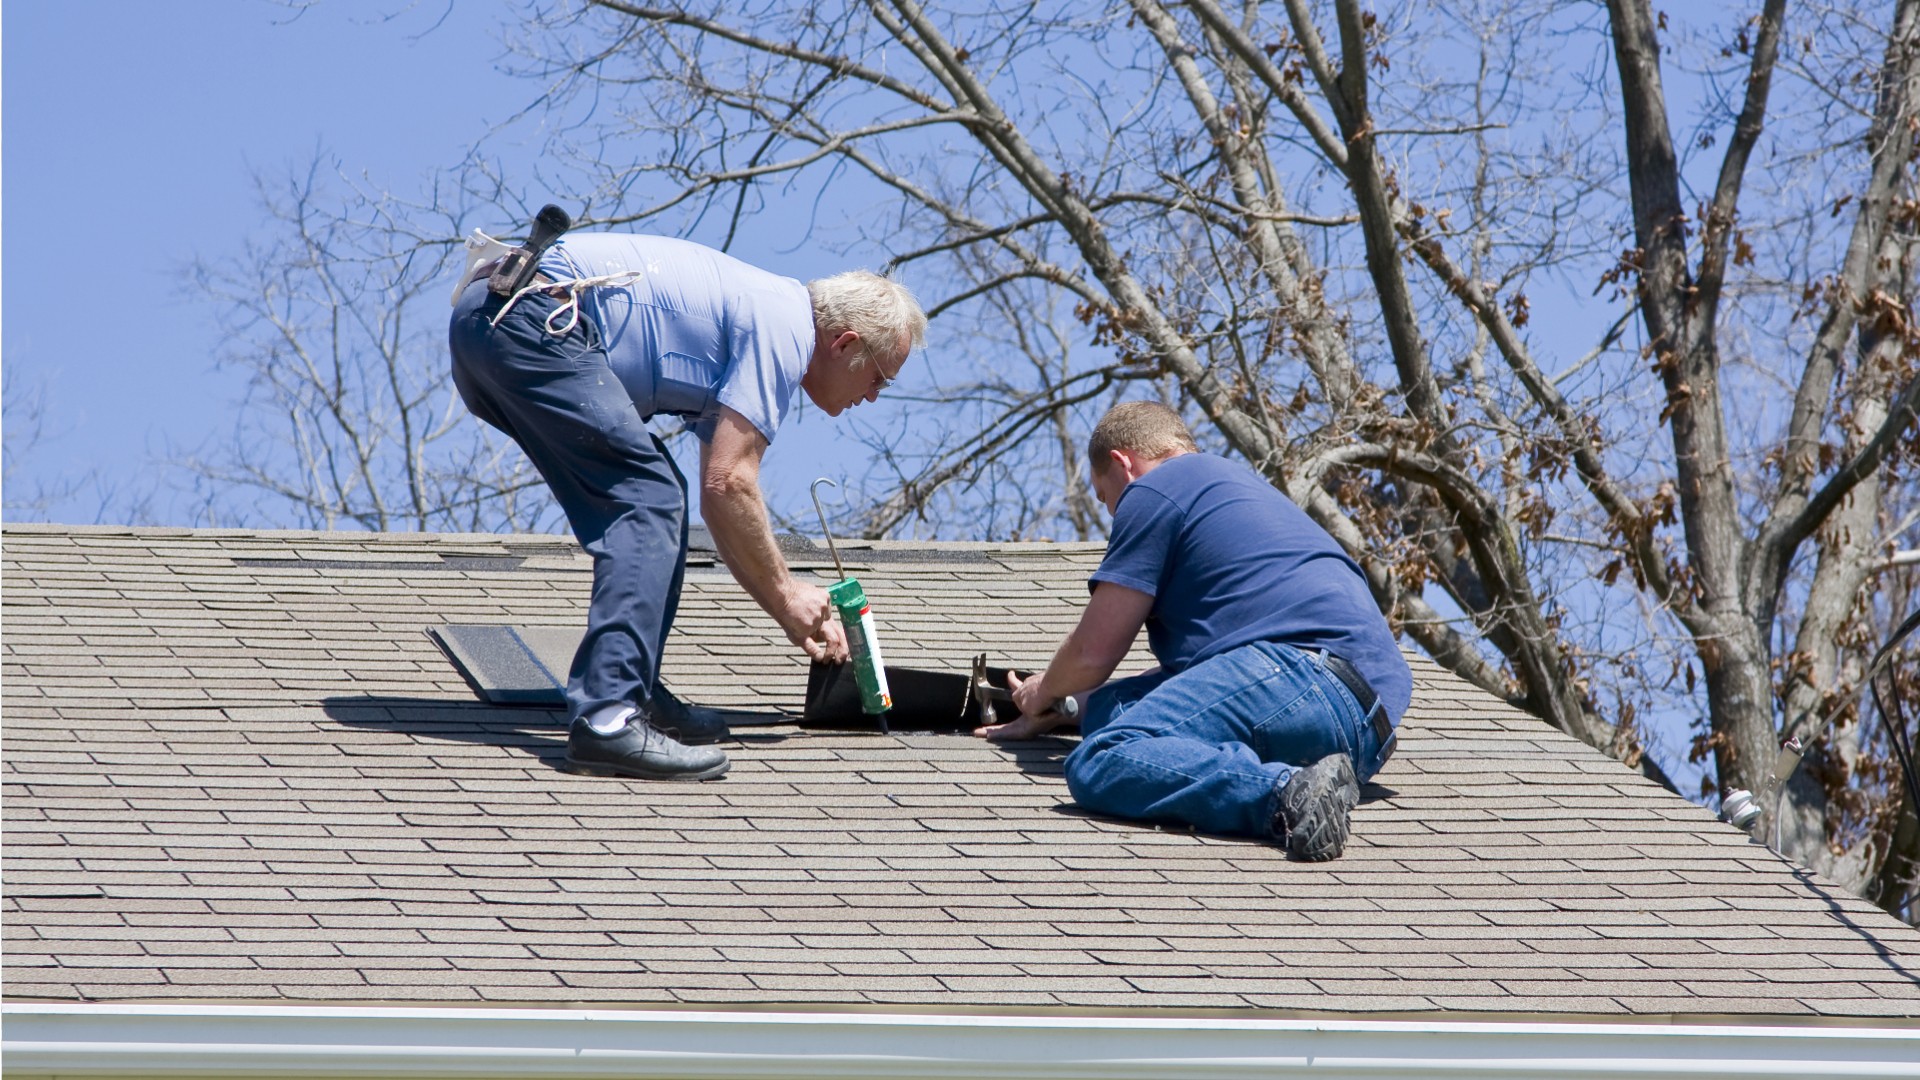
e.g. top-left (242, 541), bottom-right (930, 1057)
top-left (467, 267), bottom-right (561, 297)
top-left (1322, 652), bottom-right (1396, 766)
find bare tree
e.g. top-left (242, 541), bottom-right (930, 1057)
top-left (1602, 0), bottom-right (1920, 885)
top-left (3, 366), bottom-right (67, 520)
top-left (851, 274), bottom-right (1132, 540)
top-left (448, 0), bottom-right (1917, 909)
top-left (186, 157), bottom-right (563, 534)
top-left (0, 366), bottom-right (161, 524)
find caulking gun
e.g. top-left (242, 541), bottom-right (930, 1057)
top-left (810, 479), bottom-right (893, 725)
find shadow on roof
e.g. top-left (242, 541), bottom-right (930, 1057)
top-left (320, 694), bottom-right (834, 773)
top-left (1791, 866), bottom-right (1920, 982)
top-left (322, 695), bottom-right (574, 772)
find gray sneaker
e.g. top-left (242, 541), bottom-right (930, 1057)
top-left (647, 686), bottom-right (730, 745)
top-left (1272, 754), bottom-right (1359, 861)
top-left (565, 718), bottom-right (729, 781)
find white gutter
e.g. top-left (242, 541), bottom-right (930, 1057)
top-left (5, 1004), bottom-right (1919, 1079)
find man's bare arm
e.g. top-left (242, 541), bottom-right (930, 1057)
top-left (700, 407), bottom-right (849, 662)
top-left (979, 582), bottom-right (1153, 740)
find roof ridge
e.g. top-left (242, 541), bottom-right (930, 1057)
top-left (2, 523), bottom-right (1108, 555)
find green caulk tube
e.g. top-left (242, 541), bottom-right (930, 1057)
top-left (828, 577), bottom-right (892, 714)
top-left (811, 479), bottom-right (893, 717)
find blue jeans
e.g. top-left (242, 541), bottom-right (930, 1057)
top-left (448, 282), bottom-right (689, 724)
top-left (1065, 641), bottom-right (1392, 838)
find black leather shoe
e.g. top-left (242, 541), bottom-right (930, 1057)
top-left (565, 718), bottom-right (729, 781)
top-left (647, 686), bottom-right (730, 745)
top-left (1272, 754), bottom-right (1359, 861)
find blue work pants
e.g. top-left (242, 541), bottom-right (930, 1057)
top-left (1066, 641), bottom-right (1392, 838)
top-left (448, 282), bottom-right (688, 723)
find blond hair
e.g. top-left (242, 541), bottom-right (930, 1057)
top-left (1088, 401), bottom-right (1199, 472)
top-left (806, 270), bottom-right (927, 366)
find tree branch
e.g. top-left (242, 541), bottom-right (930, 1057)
top-left (1692, 0), bottom-right (1787, 329)
top-left (1778, 371), bottom-right (1920, 561)
top-left (586, 0), bottom-right (950, 111)
top-left (1754, 0), bottom-right (1920, 614)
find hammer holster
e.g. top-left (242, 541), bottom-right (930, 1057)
top-left (487, 204), bottom-right (573, 298)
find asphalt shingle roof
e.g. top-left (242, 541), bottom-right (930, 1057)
top-left (5, 523), bottom-right (1918, 1018)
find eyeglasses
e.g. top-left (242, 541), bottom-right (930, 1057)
top-left (870, 355), bottom-right (905, 394)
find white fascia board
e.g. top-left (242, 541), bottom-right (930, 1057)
top-left (5, 1004), bottom-right (1919, 1079)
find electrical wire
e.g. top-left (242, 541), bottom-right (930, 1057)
top-left (1764, 608), bottom-right (1920, 868)
top-left (1873, 613), bottom-right (1920, 813)
top-left (1868, 609), bottom-right (1920, 915)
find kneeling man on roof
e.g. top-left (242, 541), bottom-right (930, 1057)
top-left (451, 231), bottom-right (925, 783)
top-left (977, 401), bottom-right (1411, 859)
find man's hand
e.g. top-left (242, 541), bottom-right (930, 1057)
top-left (974, 670), bottom-right (1074, 741)
top-left (777, 581), bottom-right (850, 663)
top-left (972, 582), bottom-right (1150, 743)
top-left (701, 408), bottom-right (854, 666)
top-left (1008, 668), bottom-right (1057, 718)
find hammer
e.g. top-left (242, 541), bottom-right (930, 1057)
top-left (970, 653), bottom-right (1079, 729)
top-left (488, 204), bottom-right (574, 298)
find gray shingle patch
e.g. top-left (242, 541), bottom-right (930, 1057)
top-left (669, 986), bottom-right (874, 1004)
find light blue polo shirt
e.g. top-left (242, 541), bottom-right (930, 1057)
top-left (538, 233), bottom-right (814, 444)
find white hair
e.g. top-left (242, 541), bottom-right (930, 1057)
top-left (806, 270), bottom-right (927, 366)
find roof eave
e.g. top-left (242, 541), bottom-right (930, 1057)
top-left (7, 1003), bottom-right (1918, 1079)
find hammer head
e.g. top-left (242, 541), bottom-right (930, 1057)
top-left (970, 653), bottom-right (996, 729)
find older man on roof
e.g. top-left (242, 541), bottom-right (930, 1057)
top-left (977, 401), bottom-right (1410, 860)
top-left (451, 231), bottom-right (925, 783)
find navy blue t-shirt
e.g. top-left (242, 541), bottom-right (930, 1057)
top-left (1090, 453), bottom-right (1413, 723)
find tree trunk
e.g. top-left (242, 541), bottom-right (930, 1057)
top-left (1605, 0), bottom-right (1785, 796)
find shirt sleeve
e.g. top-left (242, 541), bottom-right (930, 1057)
top-left (1089, 486), bottom-right (1183, 599)
top-left (705, 288), bottom-right (809, 444)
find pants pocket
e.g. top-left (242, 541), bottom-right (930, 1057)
top-left (1248, 680), bottom-right (1349, 766)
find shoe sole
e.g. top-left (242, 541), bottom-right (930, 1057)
top-left (1283, 755), bottom-right (1359, 861)
top-left (563, 755), bottom-right (731, 782)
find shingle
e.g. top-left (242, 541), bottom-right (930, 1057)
top-left (7, 525), bottom-right (1920, 1019)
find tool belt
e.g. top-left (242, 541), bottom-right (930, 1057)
top-left (1322, 652), bottom-right (1396, 769)
top-left (463, 267), bottom-right (565, 297)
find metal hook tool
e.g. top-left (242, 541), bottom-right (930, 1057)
top-left (809, 477), bottom-right (848, 581)
top-left (808, 477), bottom-right (893, 730)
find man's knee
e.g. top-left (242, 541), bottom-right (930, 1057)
top-left (1064, 728), bottom-right (1137, 816)
top-left (1063, 752), bottom-right (1112, 817)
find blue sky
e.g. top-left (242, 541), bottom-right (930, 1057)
top-left (3, 1), bottom-right (887, 526)
top-left (3, 1), bottom-right (1701, 532)
top-left (4, 2), bottom-right (526, 521)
